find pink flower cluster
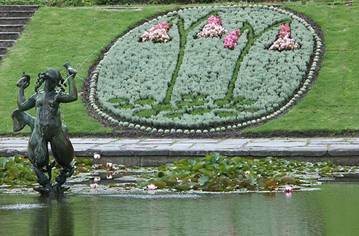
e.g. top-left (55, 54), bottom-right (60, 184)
top-left (197, 15), bottom-right (226, 38)
top-left (207, 15), bottom-right (222, 25)
top-left (224, 29), bottom-right (241, 49)
top-left (141, 21), bottom-right (171, 43)
top-left (270, 23), bottom-right (299, 51)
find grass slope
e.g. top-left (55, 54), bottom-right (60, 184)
top-left (0, 3), bottom-right (357, 136)
top-left (245, 2), bottom-right (359, 135)
top-left (0, 5), bottom-right (177, 135)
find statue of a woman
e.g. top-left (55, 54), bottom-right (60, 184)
top-left (12, 63), bottom-right (78, 195)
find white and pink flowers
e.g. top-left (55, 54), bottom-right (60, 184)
top-left (270, 23), bottom-right (299, 51)
top-left (224, 29), bottom-right (241, 49)
top-left (197, 16), bottom-right (242, 49)
top-left (141, 21), bottom-right (171, 43)
top-left (284, 185), bottom-right (294, 193)
top-left (146, 184), bottom-right (158, 190)
top-left (197, 15), bottom-right (226, 38)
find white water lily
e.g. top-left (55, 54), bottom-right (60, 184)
top-left (106, 162), bottom-right (113, 169)
top-left (106, 172), bottom-right (113, 180)
top-left (90, 183), bottom-right (98, 189)
top-left (93, 153), bottom-right (101, 159)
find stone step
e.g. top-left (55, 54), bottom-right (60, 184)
top-left (0, 17), bottom-right (29, 25)
top-left (0, 5), bottom-right (39, 11)
top-left (0, 54), bottom-right (4, 60)
top-left (0, 32), bottom-right (19, 40)
top-left (0, 40), bottom-right (15, 47)
top-left (0, 25), bottom-right (23, 32)
top-left (0, 11), bottom-right (35, 18)
top-left (0, 47), bottom-right (7, 54)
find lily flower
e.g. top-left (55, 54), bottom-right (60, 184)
top-left (284, 185), bottom-right (294, 193)
top-left (146, 184), bottom-right (158, 190)
top-left (106, 171), bottom-right (113, 180)
top-left (106, 162), bottom-right (113, 169)
top-left (93, 153), bottom-right (101, 159)
top-left (90, 183), bottom-right (98, 189)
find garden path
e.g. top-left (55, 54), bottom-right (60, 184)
top-left (1, 137), bottom-right (359, 165)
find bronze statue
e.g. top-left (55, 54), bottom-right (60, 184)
top-left (12, 63), bottom-right (78, 195)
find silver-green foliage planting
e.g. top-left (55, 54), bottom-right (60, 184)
top-left (94, 5), bottom-right (320, 130)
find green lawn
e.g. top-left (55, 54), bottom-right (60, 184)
top-left (0, 3), bottom-right (357, 136)
top-left (0, 5), bottom-right (178, 135)
top-left (244, 2), bottom-right (359, 136)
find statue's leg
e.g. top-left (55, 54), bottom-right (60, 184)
top-left (28, 131), bottom-right (51, 190)
top-left (50, 131), bottom-right (75, 188)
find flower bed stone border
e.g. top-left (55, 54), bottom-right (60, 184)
top-left (84, 4), bottom-right (324, 135)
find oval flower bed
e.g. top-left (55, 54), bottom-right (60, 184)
top-left (88, 5), bottom-right (323, 133)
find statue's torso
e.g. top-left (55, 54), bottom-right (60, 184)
top-left (35, 91), bottom-right (62, 136)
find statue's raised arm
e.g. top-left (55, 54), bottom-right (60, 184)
top-left (16, 73), bottom-right (36, 111)
top-left (55, 63), bottom-right (78, 103)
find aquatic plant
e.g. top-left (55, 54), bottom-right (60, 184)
top-left (0, 157), bottom-right (93, 187)
top-left (0, 156), bottom-right (36, 186)
top-left (141, 153), bottom-right (349, 192)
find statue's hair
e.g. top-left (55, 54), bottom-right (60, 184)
top-left (34, 76), bottom-right (44, 93)
top-left (34, 68), bottom-right (66, 93)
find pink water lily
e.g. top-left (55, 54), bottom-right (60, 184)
top-left (284, 185), bottom-right (294, 193)
top-left (146, 184), bottom-right (158, 190)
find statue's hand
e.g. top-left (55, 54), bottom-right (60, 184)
top-left (67, 67), bottom-right (77, 76)
top-left (64, 63), bottom-right (77, 76)
top-left (16, 74), bottom-right (30, 89)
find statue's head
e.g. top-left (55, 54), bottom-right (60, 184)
top-left (46, 68), bottom-right (62, 83)
top-left (36, 68), bottom-right (63, 92)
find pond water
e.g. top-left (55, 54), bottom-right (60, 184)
top-left (0, 183), bottom-right (358, 236)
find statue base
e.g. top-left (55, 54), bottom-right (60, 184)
top-left (34, 184), bottom-right (70, 197)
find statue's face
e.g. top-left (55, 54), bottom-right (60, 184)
top-left (44, 78), bottom-right (57, 91)
top-left (42, 68), bottom-right (61, 91)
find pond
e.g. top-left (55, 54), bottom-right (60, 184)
top-left (0, 183), bottom-right (358, 236)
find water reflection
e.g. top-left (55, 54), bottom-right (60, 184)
top-left (93, 192), bottom-right (324, 236)
top-left (3, 184), bottom-right (359, 236)
top-left (30, 197), bottom-right (74, 236)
